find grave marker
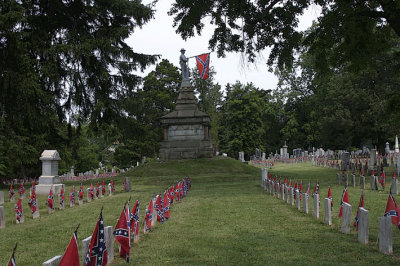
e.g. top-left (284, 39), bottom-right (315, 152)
top-left (87, 188), bottom-right (91, 203)
top-left (378, 216), bottom-right (393, 255)
top-left (358, 207), bottom-right (369, 244)
top-left (280, 185), bottom-right (284, 200)
top-left (360, 175), bottom-right (365, 189)
top-left (313, 194), bottom-right (319, 219)
top-left (303, 193), bottom-right (309, 214)
top-left (104, 225), bottom-right (114, 262)
top-left (0, 206), bottom-right (5, 229)
top-left (341, 202), bottom-right (352, 234)
top-left (391, 178), bottom-right (398, 195)
top-left (82, 236), bottom-right (92, 262)
top-left (296, 190), bottom-right (301, 210)
top-left (352, 174), bottom-right (356, 187)
top-left (324, 198), bottom-right (332, 225)
top-left (290, 188), bottom-right (294, 206)
top-left (285, 186), bottom-right (289, 203)
top-left (0, 191), bottom-right (4, 204)
top-left (337, 173), bottom-right (340, 185)
top-left (42, 255), bottom-right (62, 266)
top-left (124, 177), bottom-right (131, 192)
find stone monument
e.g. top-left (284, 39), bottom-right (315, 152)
top-left (36, 150), bottom-right (64, 195)
top-left (159, 49), bottom-right (213, 160)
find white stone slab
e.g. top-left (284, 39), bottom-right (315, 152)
top-left (358, 207), bottom-right (369, 244)
top-left (0, 191), bottom-right (4, 204)
top-left (303, 193), bottom-right (309, 214)
top-left (104, 225), bottom-right (114, 263)
top-left (341, 202), bottom-right (352, 234)
top-left (0, 206), bottom-right (5, 229)
top-left (42, 255), bottom-right (62, 266)
top-left (379, 216), bottom-right (393, 254)
top-left (313, 194), bottom-right (319, 219)
top-left (296, 190), bottom-right (301, 210)
top-left (324, 198), bottom-right (332, 225)
top-left (82, 236), bottom-right (92, 262)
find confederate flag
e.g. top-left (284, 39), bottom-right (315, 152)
top-left (101, 180), bottom-right (105, 196)
top-left (113, 204), bottom-right (130, 262)
top-left (9, 184), bottom-right (14, 199)
top-left (84, 211), bottom-right (107, 266)
top-left (79, 183), bottom-right (84, 200)
top-left (379, 170), bottom-right (386, 190)
top-left (353, 191), bottom-right (365, 230)
top-left (70, 185), bottom-right (75, 205)
top-left (384, 192), bottom-right (400, 229)
top-left (60, 186), bottom-right (65, 207)
top-left (59, 230), bottom-right (80, 266)
top-left (163, 190), bottom-right (170, 220)
top-left (130, 200), bottom-right (140, 238)
top-left (144, 198), bottom-right (153, 232)
top-left (338, 186), bottom-right (349, 218)
top-left (28, 186), bottom-right (37, 214)
top-left (156, 194), bottom-right (164, 223)
top-left (14, 198), bottom-right (23, 222)
top-left (47, 187), bottom-right (54, 210)
top-left (195, 53), bottom-right (210, 80)
top-left (18, 183), bottom-right (25, 196)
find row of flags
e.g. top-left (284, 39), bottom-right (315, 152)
top-left (8, 177), bottom-right (191, 265)
top-left (265, 173), bottom-right (400, 231)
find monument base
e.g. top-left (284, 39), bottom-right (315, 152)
top-left (36, 184), bottom-right (63, 195)
top-left (159, 139), bottom-right (213, 160)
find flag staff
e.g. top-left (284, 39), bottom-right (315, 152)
top-left (8, 242), bottom-right (17, 264)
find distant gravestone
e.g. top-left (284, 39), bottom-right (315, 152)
top-left (341, 202), bottom-right (352, 234)
top-left (87, 188), bottom-right (91, 203)
top-left (0, 191), bottom-right (4, 204)
top-left (341, 152), bottom-right (350, 171)
top-left (360, 175), bottom-right (365, 189)
top-left (358, 207), bottom-right (369, 245)
top-left (313, 194), bottom-right (319, 219)
top-left (303, 193), bottom-right (309, 214)
top-left (370, 175), bottom-right (377, 190)
top-left (124, 177), bottom-right (131, 192)
top-left (379, 216), bottom-right (393, 255)
top-left (369, 149), bottom-right (377, 171)
top-left (42, 255), bottom-right (62, 266)
top-left (324, 198), bottom-right (332, 226)
top-left (337, 173), bottom-right (340, 185)
top-left (261, 168), bottom-right (267, 187)
top-left (280, 185), bottom-right (284, 200)
top-left (0, 206), bottom-right (5, 229)
top-left (296, 190), bottom-right (301, 210)
top-left (290, 188), bottom-right (294, 206)
top-left (391, 178), bottom-right (398, 195)
top-left (108, 183), bottom-right (113, 196)
top-left (351, 174), bottom-right (356, 187)
top-left (285, 186), bottom-right (289, 203)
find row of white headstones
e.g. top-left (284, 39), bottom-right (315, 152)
top-left (261, 168), bottom-right (395, 255)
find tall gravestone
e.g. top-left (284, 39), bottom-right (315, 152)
top-left (358, 208), bottom-right (369, 244)
top-left (0, 206), bottom-right (5, 229)
top-left (324, 198), bottom-right (332, 225)
top-left (379, 216), bottom-right (393, 254)
top-left (159, 52), bottom-right (213, 160)
top-left (36, 150), bottom-right (64, 195)
top-left (341, 152), bottom-right (350, 171)
top-left (369, 149), bottom-right (377, 171)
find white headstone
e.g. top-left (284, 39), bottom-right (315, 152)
top-left (324, 198), bottom-right (332, 225)
top-left (42, 255), bottom-right (62, 266)
top-left (296, 190), bottom-right (301, 210)
top-left (108, 183), bottom-right (112, 196)
top-left (82, 236), bottom-right (92, 262)
top-left (313, 194), bottom-right (319, 219)
top-left (391, 178), bottom-right (398, 195)
top-left (104, 225), bottom-right (114, 262)
top-left (360, 175), bottom-right (365, 189)
top-left (261, 168), bottom-right (266, 187)
top-left (290, 188), bottom-right (294, 206)
top-left (303, 193), bottom-right (309, 214)
top-left (395, 135), bottom-right (399, 153)
top-left (341, 202), bottom-right (352, 234)
top-left (358, 207), bottom-right (369, 244)
top-left (378, 216), bottom-right (393, 254)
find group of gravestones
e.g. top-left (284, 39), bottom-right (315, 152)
top-left (261, 168), bottom-right (395, 255)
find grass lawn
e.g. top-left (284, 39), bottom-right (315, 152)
top-left (0, 157), bottom-right (399, 265)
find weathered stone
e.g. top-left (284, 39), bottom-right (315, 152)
top-left (32, 211), bottom-right (40, 219)
top-left (341, 202), bottom-right (352, 234)
top-left (104, 225), bottom-right (114, 263)
top-left (391, 178), bottom-right (398, 195)
top-left (290, 188), bottom-right (294, 206)
top-left (42, 255), bottom-right (62, 266)
top-left (296, 190), bottom-right (301, 210)
top-left (303, 193), bottom-right (309, 214)
top-left (0, 206), bottom-right (5, 229)
top-left (360, 175), bottom-right (365, 189)
top-left (313, 194), bottom-right (319, 219)
top-left (370, 175), bottom-right (376, 190)
top-left (82, 236), bottom-right (92, 262)
top-left (124, 177), bottom-right (131, 192)
top-left (108, 183), bottom-right (113, 196)
top-left (261, 168), bottom-right (266, 187)
top-left (285, 186), bottom-right (289, 203)
top-left (324, 198), bottom-right (332, 226)
top-left (358, 207), bottom-right (369, 244)
top-left (337, 173), bottom-right (340, 185)
top-left (369, 149), bottom-right (377, 170)
top-left (352, 174), bottom-right (356, 187)
top-left (87, 188), bottom-right (91, 203)
top-left (159, 81), bottom-right (213, 160)
top-left (36, 150), bottom-right (64, 195)
top-left (379, 216), bottom-right (393, 255)
top-left (0, 191), bottom-right (4, 204)
top-left (280, 185), bottom-right (285, 200)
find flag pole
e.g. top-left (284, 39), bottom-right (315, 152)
top-left (8, 242), bottom-right (17, 264)
top-left (74, 223), bottom-right (80, 234)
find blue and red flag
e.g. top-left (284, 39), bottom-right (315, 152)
top-left (145, 198), bottom-right (153, 232)
top-left (195, 53), bottom-right (210, 80)
top-left (130, 200), bottom-right (140, 238)
top-left (14, 198), bottom-right (23, 222)
top-left (60, 230), bottom-right (80, 266)
top-left (84, 211), bottom-right (107, 266)
top-left (384, 192), bottom-right (400, 229)
top-left (327, 186), bottom-right (333, 211)
top-left (47, 187), bottom-right (54, 210)
top-left (338, 186), bottom-right (349, 218)
top-left (9, 184), bottom-right (14, 200)
top-left (353, 191), bottom-right (365, 230)
top-left (379, 170), bottom-right (386, 190)
top-left (114, 204), bottom-right (130, 262)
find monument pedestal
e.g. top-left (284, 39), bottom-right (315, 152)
top-left (159, 80), bottom-right (213, 160)
top-left (35, 150), bottom-right (64, 195)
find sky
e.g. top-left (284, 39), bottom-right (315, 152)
top-left (128, 1), bottom-right (321, 91)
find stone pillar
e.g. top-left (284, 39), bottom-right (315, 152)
top-left (352, 174), bottom-right (356, 187)
top-left (42, 255), bottom-right (62, 266)
top-left (358, 207), bottom-right (369, 244)
top-left (369, 149), bottom-right (376, 171)
top-left (324, 198), bottom-right (332, 225)
top-left (296, 190), bottom-right (301, 210)
top-left (360, 175), bottom-right (365, 189)
top-left (104, 225), bottom-right (114, 263)
top-left (0, 206), bottom-right (5, 229)
top-left (391, 178), bottom-right (398, 195)
top-left (70, 166), bottom-right (74, 177)
top-left (303, 193), bottom-right (309, 214)
top-left (82, 236), bottom-right (92, 262)
top-left (124, 177), bottom-right (131, 192)
top-left (280, 185), bottom-right (285, 200)
top-left (290, 188), bottom-right (294, 206)
top-left (261, 168), bottom-right (266, 187)
top-left (370, 175), bottom-right (376, 190)
top-left (285, 186), bottom-right (289, 203)
top-left (378, 216), bottom-right (393, 255)
top-left (341, 202), bottom-right (352, 234)
top-left (36, 150), bottom-right (64, 195)
top-left (313, 194), bottom-right (319, 219)
top-left (0, 191), bottom-right (3, 204)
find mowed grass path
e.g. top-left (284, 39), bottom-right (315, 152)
top-left (1, 158), bottom-right (400, 265)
